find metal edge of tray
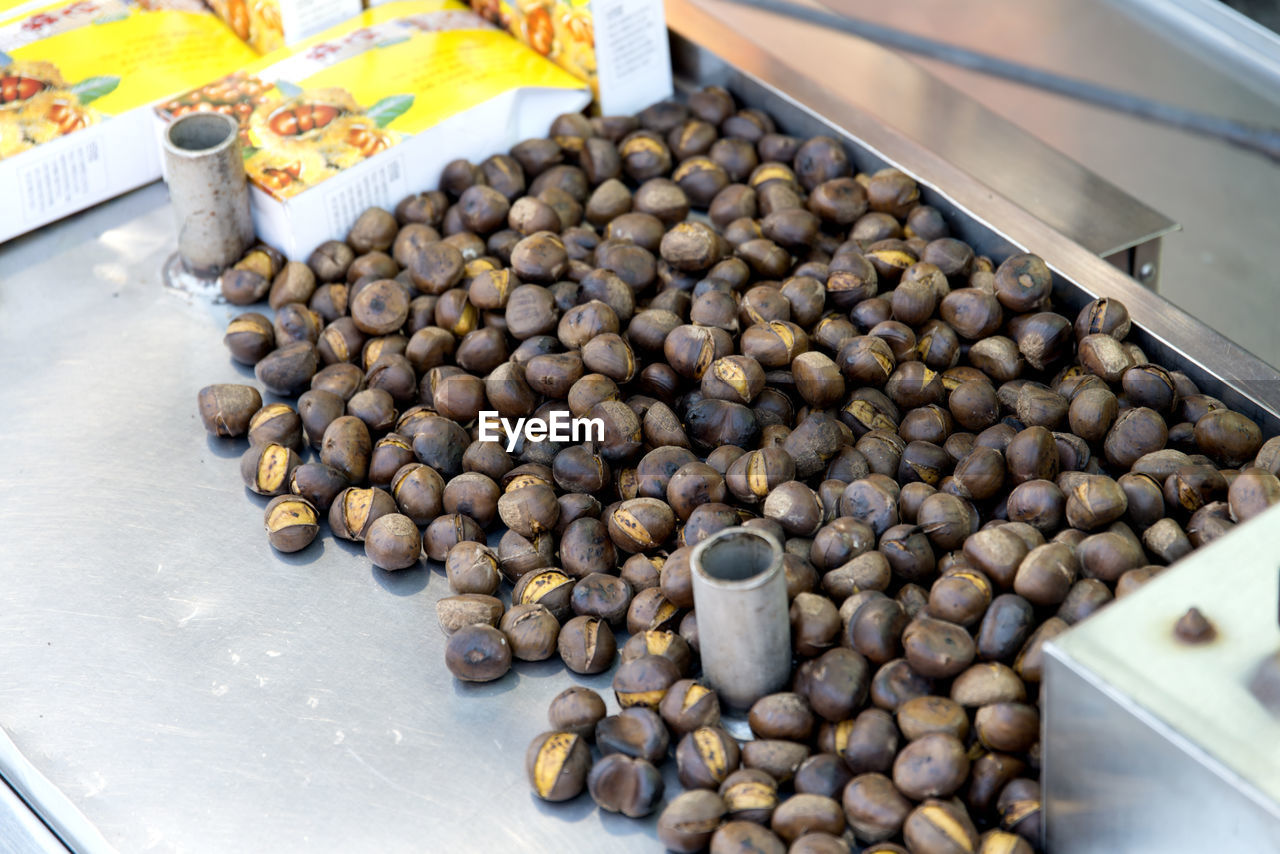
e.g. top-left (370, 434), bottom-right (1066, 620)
top-left (0, 728), bottom-right (96, 854)
top-left (1040, 647), bottom-right (1280, 852)
top-left (1041, 499), bottom-right (1280, 851)
top-left (1114, 0), bottom-right (1280, 103)
top-left (0, 763), bottom-right (72, 854)
top-left (666, 0), bottom-right (1280, 432)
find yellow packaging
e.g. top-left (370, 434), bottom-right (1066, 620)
top-left (158, 0), bottom-right (590, 259)
top-left (0, 0), bottom-right (54, 18)
top-left (469, 0), bottom-right (671, 115)
top-left (205, 0), bottom-right (362, 54)
top-left (0, 0), bottom-right (259, 243)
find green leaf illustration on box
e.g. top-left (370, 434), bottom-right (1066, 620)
top-left (0, 51), bottom-right (13, 68)
top-left (70, 76), bottom-right (120, 105)
top-left (241, 146), bottom-right (260, 161)
top-left (367, 95), bottom-right (414, 129)
top-left (275, 80), bottom-right (303, 98)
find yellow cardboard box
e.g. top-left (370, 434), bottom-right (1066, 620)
top-left (205, 0), bottom-right (363, 54)
top-left (158, 0), bottom-right (590, 259)
top-left (0, 0), bottom-right (259, 243)
top-left (469, 0), bottom-right (671, 115)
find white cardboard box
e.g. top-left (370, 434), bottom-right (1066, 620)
top-left (0, 0), bottom-right (258, 244)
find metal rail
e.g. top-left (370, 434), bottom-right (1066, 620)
top-left (718, 0), bottom-right (1280, 163)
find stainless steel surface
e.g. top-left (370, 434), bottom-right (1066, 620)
top-left (766, 0), bottom-right (1280, 367)
top-left (0, 184), bottom-right (672, 853)
top-left (694, 0), bottom-right (1179, 280)
top-left (1, 10), bottom-right (1280, 854)
top-left (690, 529), bottom-right (790, 711)
top-left (161, 113), bottom-right (254, 277)
top-left (0, 778), bottom-right (66, 854)
top-left (1043, 502), bottom-right (1280, 853)
top-left (719, 0), bottom-right (1280, 165)
top-left (1124, 0), bottom-right (1280, 101)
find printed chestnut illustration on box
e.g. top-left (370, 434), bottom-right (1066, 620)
top-left (205, 0), bottom-right (362, 54)
top-left (155, 72), bottom-right (275, 148)
top-left (154, 0), bottom-right (591, 259)
top-left (0, 56), bottom-right (117, 157)
top-left (158, 71), bottom-right (414, 199)
top-left (244, 84), bottom-right (410, 198)
top-left (472, 0), bottom-right (594, 90)
top-left (468, 0), bottom-right (671, 116)
top-left (206, 0), bottom-right (281, 50)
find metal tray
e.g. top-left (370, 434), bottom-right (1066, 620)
top-left (0, 3), bottom-right (1276, 851)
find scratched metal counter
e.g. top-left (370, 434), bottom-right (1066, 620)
top-left (2, 5), bottom-right (1280, 853)
top-left (0, 182), bottom-right (655, 852)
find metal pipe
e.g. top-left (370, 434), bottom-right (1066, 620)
top-left (690, 527), bottom-right (791, 711)
top-left (161, 113), bottom-right (254, 277)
